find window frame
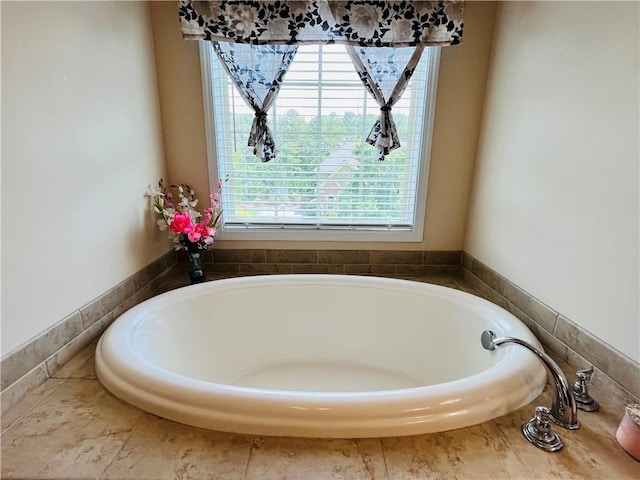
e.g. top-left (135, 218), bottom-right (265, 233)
top-left (199, 42), bottom-right (440, 242)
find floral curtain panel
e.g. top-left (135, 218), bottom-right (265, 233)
top-left (212, 42), bottom-right (298, 162)
top-left (180, 1), bottom-right (464, 47)
top-left (346, 46), bottom-right (424, 160)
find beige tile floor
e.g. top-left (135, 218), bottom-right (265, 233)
top-left (2, 275), bottom-right (639, 479)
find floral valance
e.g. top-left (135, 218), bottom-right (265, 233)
top-left (179, 0), bottom-right (464, 47)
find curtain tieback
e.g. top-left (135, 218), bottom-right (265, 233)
top-left (249, 111), bottom-right (276, 162)
top-left (252, 111), bottom-right (269, 130)
top-left (252, 111), bottom-right (268, 130)
top-left (379, 105), bottom-right (393, 129)
top-left (380, 105), bottom-right (393, 123)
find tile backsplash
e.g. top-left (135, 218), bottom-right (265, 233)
top-left (178, 248), bottom-right (462, 276)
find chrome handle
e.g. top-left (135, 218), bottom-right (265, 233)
top-left (522, 405), bottom-right (564, 452)
top-left (573, 366), bottom-right (599, 412)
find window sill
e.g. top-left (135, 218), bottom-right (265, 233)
top-left (216, 225), bottom-right (424, 242)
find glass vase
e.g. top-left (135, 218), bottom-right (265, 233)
top-left (181, 239), bottom-right (206, 284)
top-left (186, 249), bottom-right (205, 284)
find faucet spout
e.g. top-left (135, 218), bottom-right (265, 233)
top-left (481, 330), bottom-right (579, 430)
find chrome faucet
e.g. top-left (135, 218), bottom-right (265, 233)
top-left (481, 330), bottom-right (579, 430)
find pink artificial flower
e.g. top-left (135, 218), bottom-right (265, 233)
top-left (169, 212), bottom-right (193, 234)
top-left (187, 230), bottom-right (201, 242)
top-left (210, 192), bottom-right (221, 203)
top-left (196, 222), bottom-right (213, 237)
top-left (192, 222), bottom-right (218, 244)
top-left (184, 222), bottom-right (213, 244)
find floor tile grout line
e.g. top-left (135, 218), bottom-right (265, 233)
top-left (378, 438), bottom-right (391, 480)
top-left (0, 377), bottom-right (67, 437)
top-left (97, 409), bottom-right (147, 480)
top-left (242, 437), bottom-right (258, 480)
top-left (351, 439), bottom-right (377, 480)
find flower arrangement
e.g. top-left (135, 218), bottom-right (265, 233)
top-left (145, 178), bottom-right (226, 251)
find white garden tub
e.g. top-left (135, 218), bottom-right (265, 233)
top-left (95, 274), bottom-right (546, 438)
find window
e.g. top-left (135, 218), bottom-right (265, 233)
top-left (200, 43), bottom-right (440, 241)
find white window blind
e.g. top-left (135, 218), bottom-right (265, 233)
top-left (200, 43), bottom-right (440, 241)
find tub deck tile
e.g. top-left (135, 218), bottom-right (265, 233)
top-left (491, 387), bottom-right (640, 480)
top-left (244, 437), bottom-right (388, 480)
top-left (0, 377), bottom-right (64, 434)
top-left (1, 379), bottom-right (143, 480)
top-left (101, 414), bottom-right (253, 480)
top-left (381, 422), bottom-right (523, 480)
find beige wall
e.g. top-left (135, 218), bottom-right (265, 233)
top-left (465, 2), bottom-right (639, 361)
top-left (149, 1), bottom-right (496, 251)
top-left (1, 1), bottom-right (169, 354)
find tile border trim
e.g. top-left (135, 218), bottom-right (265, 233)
top-left (462, 252), bottom-right (640, 399)
top-left (0, 251), bottom-right (177, 414)
top-left (178, 249), bottom-right (463, 276)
